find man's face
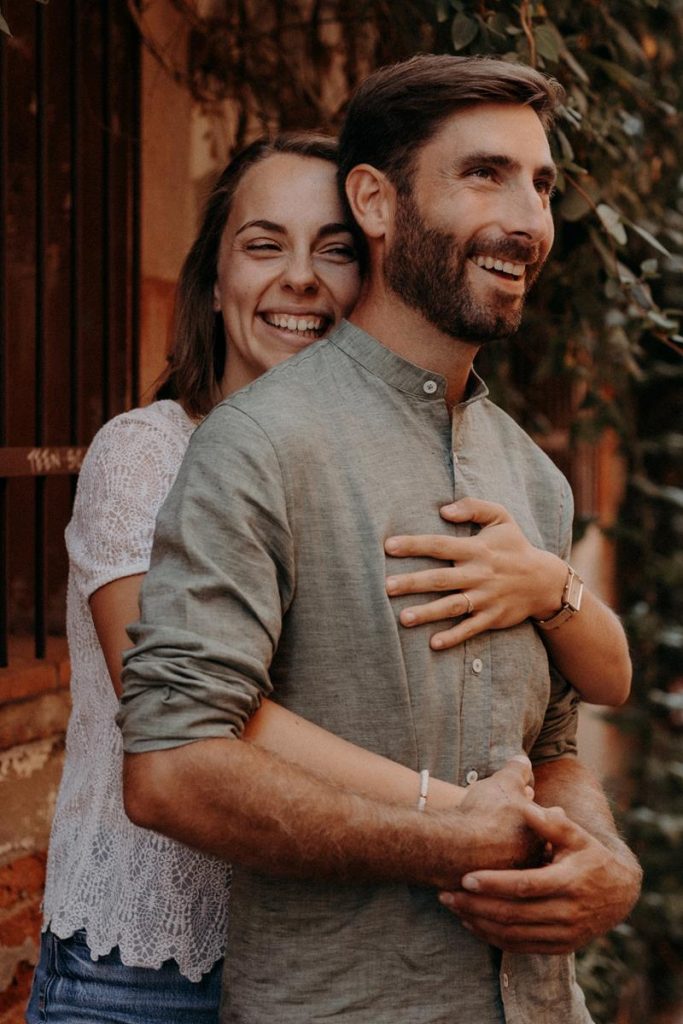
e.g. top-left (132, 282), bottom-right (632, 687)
top-left (384, 103), bottom-right (556, 344)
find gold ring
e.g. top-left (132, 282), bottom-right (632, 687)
top-left (462, 592), bottom-right (474, 615)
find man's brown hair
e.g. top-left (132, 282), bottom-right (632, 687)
top-left (338, 54), bottom-right (564, 196)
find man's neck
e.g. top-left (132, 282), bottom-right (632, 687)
top-left (349, 284), bottom-right (479, 409)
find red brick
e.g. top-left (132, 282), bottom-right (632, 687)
top-left (0, 960), bottom-right (34, 1021)
top-left (0, 856), bottom-right (46, 911)
top-left (0, 905), bottom-right (42, 948)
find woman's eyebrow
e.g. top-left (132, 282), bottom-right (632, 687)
top-left (316, 223), bottom-right (354, 239)
top-left (235, 220), bottom-right (352, 239)
top-left (235, 219), bottom-right (284, 237)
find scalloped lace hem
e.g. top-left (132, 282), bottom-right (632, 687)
top-left (43, 914), bottom-right (225, 983)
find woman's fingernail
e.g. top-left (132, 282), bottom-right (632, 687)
top-left (438, 892), bottom-right (454, 907)
top-left (386, 577), bottom-right (398, 592)
top-left (461, 876), bottom-right (480, 892)
top-left (431, 637), bottom-right (444, 649)
top-left (402, 611), bottom-right (416, 624)
top-left (385, 538), bottom-right (399, 553)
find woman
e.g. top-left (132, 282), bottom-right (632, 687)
top-left (28, 132), bottom-right (629, 1024)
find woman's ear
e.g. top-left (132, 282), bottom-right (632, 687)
top-left (212, 280), bottom-right (221, 313)
top-left (344, 164), bottom-right (395, 241)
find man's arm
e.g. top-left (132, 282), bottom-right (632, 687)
top-left (123, 740), bottom-right (540, 889)
top-left (439, 758), bottom-right (642, 953)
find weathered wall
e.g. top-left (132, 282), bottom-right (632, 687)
top-left (0, 642), bottom-right (70, 1024)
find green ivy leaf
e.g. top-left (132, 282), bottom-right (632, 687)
top-left (625, 220), bottom-right (672, 258)
top-left (534, 22), bottom-right (563, 63)
top-left (597, 203), bottom-right (628, 245)
top-left (435, 0), bottom-right (450, 24)
top-left (0, 10), bottom-right (10, 34)
top-left (451, 12), bottom-right (478, 51)
top-left (646, 310), bottom-right (679, 331)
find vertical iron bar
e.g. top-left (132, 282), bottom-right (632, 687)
top-left (34, 5), bottom-right (47, 659)
top-left (130, 8), bottom-right (141, 408)
top-left (101, 5), bottom-right (111, 423)
top-left (0, 28), bottom-right (8, 667)
top-left (69, 0), bottom-right (80, 451)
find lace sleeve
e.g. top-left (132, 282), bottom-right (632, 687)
top-left (66, 411), bottom-right (188, 600)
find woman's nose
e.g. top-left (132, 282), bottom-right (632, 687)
top-left (280, 253), bottom-right (319, 293)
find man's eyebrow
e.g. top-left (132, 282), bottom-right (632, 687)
top-left (235, 220), bottom-right (354, 239)
top-left (457, 152), bottom-right (558, 182)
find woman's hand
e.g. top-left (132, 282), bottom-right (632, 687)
top-left (385, 497), bottom-right (567, 651)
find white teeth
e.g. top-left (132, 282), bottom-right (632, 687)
top-left (264, 313), bottom-right (325, 332)
top-left (471, 255), bottom-right (525, 279)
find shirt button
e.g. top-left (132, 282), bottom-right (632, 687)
top-left (423, 379), bottom-right (438, 395)
top-left (465, 769), bottom-right (479, 785)
top-left (472, 657), bottom-right (483, 674)
top-left (502, 972), bottom-right (509, 989)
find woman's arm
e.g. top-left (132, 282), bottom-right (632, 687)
top-left (384, 497), bottom-right (631, 707)
top-left (91, 575), bottom-right (466, 810)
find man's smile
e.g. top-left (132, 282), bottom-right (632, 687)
top-left (469, 254), bottom-right (525, 281)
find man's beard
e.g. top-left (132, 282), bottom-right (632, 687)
top-left (384, 191), bottom-right (544, 344)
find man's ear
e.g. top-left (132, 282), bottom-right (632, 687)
top-left (345, 164), bottom-right (395, 240)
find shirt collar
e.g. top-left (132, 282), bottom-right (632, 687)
top-left (329, 319), bottom-right (489, 408)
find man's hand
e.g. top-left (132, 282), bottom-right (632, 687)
top-left (438, 800), bottom-right (642, 954)
top-left (385, 497), bottom-right (566, 650)
top-left (445, 757), bottom-right (545, 884)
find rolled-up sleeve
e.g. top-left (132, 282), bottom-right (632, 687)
top-left (528, 663), bottom-right (580, 765)
top-left (529, 478), bottom-right (579, 765)
top-left (117, 403), bottom-right (295, 753)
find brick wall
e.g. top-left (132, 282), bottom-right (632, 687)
top-left (0, 641), bottom-right (70, 1023)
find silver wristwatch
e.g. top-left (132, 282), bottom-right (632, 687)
top-left (533, 564), bottom-right (584, 631)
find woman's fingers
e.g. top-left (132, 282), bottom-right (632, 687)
top-left (386, 566), bottom-right (467, 596)
top-left (397, 591), bottom-right (474, 626)
top-left (385, 533), bottom-right (471, 561)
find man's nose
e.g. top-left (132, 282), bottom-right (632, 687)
top-left (500, 182), bottom-right (551, 242)
top-left (280, 253), bottom-right (319, 293)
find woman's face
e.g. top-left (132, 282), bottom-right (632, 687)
top-left (213, 153), bottom-right (361, 395)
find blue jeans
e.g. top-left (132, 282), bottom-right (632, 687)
top-left (26, 928), bottom-right (222, 1023)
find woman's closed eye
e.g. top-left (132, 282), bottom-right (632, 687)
top-left (317, 242), bottom-right (357, 263)
top-left (244, 239), bottom-right (283, 254)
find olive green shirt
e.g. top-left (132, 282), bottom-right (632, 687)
top-left (120, 321), bottom-right (591, 1024)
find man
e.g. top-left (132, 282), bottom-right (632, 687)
top-left (120, 55), bottom-right (640, 1023)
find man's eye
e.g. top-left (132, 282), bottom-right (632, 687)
top-left (470, 167), bottom-right (494, 180)
top-left (535, 180), bottom-right (557, 198)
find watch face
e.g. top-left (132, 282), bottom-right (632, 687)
top-left (565, 570), bottom-right (584, 613)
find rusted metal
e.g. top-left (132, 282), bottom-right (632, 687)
top-left (0, 447), bottom-right (88, 479)
top-left (0, 4), bottom-right (140, 669)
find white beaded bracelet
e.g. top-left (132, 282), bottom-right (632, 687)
top-left (417, 769), bottom-right (430, 812)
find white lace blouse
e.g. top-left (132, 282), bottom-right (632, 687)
top-left (42, 400), bottom-right (231, 981)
